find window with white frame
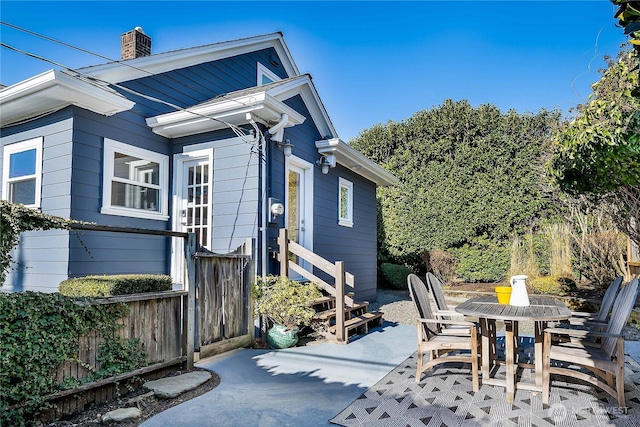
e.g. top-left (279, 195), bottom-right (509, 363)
top-left (257, 62), bottom-right (281, 86)
top-left (338, 177), bottom-right (353, 227)
top-left (2, 137), bottom-right (43, 207)
top-left (101, 139), bottom-right (169, 220)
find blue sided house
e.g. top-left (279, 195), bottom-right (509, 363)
top-left (0, 29), bottom-right (397, 301)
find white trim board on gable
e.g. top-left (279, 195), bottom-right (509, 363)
top-left (80, 33), bottom-right (299, 84)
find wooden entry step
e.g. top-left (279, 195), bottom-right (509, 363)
top-left (314, 302), bottom-right (370, 322)
top-left (327, 311), bottom-right (384, 340)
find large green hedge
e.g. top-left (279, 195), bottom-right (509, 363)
top-left (352, 100), bottom-right (561, 279)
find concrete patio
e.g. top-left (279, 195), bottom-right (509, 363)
top-left (139, 323), bottom-right (640, 427)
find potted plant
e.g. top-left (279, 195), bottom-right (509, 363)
top-left (252, 275), bottom-right (322, 348)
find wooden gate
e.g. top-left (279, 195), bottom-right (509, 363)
top-left (195, 240), bottom-right (254, 358)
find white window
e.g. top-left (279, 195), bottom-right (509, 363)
top-left (2, 137), bottom-right (43, 208)
top-left (338, 177), bottom-right (353, 227)
top-left (101, 138), bottom-right (169, 220)
top-left (257, 62), bottom-right (281, 86)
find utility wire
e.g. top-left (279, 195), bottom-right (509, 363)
top-left (1, 41), bottom-right (263, 145)
top-left (0, 21), bottom-right (248, 106)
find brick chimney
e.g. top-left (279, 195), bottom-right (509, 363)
top-left (121, 27), bottom-right (151, 60)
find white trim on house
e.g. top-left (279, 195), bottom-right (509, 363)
top-left (0, 70), bottom-right (135, 127)
top-left (101, 138), bottom-right (169, 220)
top-left (1, 137), bottom-right (43, 208)
top-left (338, 177), bottom-right (354, 227)
top-left (257, 62), bottom-right (281, 85)
top-left (285, 155), bottom-right (314, 271)
top-left (146, 91), bottom-right (305, 138)
top-left (316, 138), bottom-right (398, 187)
top-left (268, 74), bottom-right (337, 140)
top-left (80, 33), bottom-right (299, 84)
top-left (171, 148), bottom-right (214, 284)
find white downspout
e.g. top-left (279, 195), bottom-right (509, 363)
top-left (266, 113), bottom-right (288, 143)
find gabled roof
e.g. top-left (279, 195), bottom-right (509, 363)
top-left (146, 75), bottom-right (336, 139)
top-left (80, 32), bottom-right (299, 83)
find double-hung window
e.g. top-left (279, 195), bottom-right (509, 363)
top-left (102, 139), bottom-right (168, 220)
top-left (2, 137), bottom-right (43, 208)
top-left (338, 177), bottom-right (353, 227)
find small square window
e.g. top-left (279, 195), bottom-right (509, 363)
top-left (338, 177), bottom-right (353, 227)
top-left (2, 137), bottom-right (43, 207)
top-left (101, 139), bottom-right (168, 220)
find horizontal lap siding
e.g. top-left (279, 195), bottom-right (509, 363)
top-left (174, 134), bottom-right (259, 254)
top-left (119, 48), bottom-right (286, 116)
top-left (68, 109), bottom-right (171, 277)
top-left (1, 111), bottom-right (74, 292)
top-left (275, 96), bottom-right (379, 301)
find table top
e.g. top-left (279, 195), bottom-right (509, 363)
top-left (455, 295), bottom-right (571, 322)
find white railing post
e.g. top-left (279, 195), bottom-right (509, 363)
top-left (335, 261), bottom-right (345, 343)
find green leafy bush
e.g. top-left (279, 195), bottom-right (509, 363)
top-left (59, 274), bottom-right (172, 297)
top-left (251, 276), bottom-right (322, 329)
top-left (529, 275), bottom-right (578, 296)
top-left (0, 292), bottom-right (146, 425)
top-left (451, 237), bottom-right (510, 283)
top-left (379, 263), bottom-right (413, 290)
top-left (1, 200), bottom-right (73, 286)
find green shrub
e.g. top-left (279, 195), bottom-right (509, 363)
top-left (251, 276), bottom-right (322, 328)
top-left (0, 292), bottom-right (146, 425)
top-left (379, 263), bottom-right (413, 290)
top-left (451, 237), bottom-right (510, 283)
top-left (529, 275), bottom-right (578, 296)
top-left (59, 274), bottom-right (172, 297)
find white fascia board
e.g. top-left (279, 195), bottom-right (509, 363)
top-left (268, 75), bottom-right (337, 139)
top-left (146, 92), bottom-right (305, 138)
top-left (316, 138), bottom-right (399, 187)
top-left (81, 33), bottom-right (299, 83)
top-left (0, 70), bottom-right (135, 127)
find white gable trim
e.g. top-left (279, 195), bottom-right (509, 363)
top-left (268, 75), bottom-right (337, 140)
top-left (146, 92), bottom-right (305, 138)
top-left (0, 70), bottom-right (135, 127)
top-left (316, 138), bottom-right (399, 187)
top-left (81, 33), bottom-right (299, 84)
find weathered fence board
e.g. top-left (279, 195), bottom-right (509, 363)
top-left (196, 252), bottom-right (252, 347)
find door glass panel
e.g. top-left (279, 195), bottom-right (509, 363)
top-left (288, 170), bottom-right (300, 245)
top-left (184, 160), bottom-right (211, 249)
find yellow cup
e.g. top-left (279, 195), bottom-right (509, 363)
top-left (495, 286), bottom-right (512, 304)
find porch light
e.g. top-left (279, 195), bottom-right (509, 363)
top-left (276, 139), bottom-right (294, 157)
top-left (316, 154), bottom-right (336, 174)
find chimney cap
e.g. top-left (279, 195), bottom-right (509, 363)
top-left (134, 26), bottom-right (145, 34)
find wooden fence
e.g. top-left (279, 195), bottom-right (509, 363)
top-left (196, 242), bottom-right (254, 358)
top-left (40, 224), bottom-right (254, 420)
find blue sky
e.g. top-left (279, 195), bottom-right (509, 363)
top-left (0, 1), bottom-right (630, 141)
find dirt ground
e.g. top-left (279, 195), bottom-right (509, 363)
top-left (40, 369), bottom-right (221, 427)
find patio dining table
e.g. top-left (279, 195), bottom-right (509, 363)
top-left (455, 295), bottom-right (571, 403)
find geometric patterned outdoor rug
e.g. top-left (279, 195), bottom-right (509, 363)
top-left (330, 338), bottom-right (640, 427)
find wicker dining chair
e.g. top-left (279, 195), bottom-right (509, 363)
top-left (407, 274), bottom-right (480, 391)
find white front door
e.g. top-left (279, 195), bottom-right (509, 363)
top-left (172, 150), bottom-right (213, 284)
top-left (286, 157), bottom-right (313, 274)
